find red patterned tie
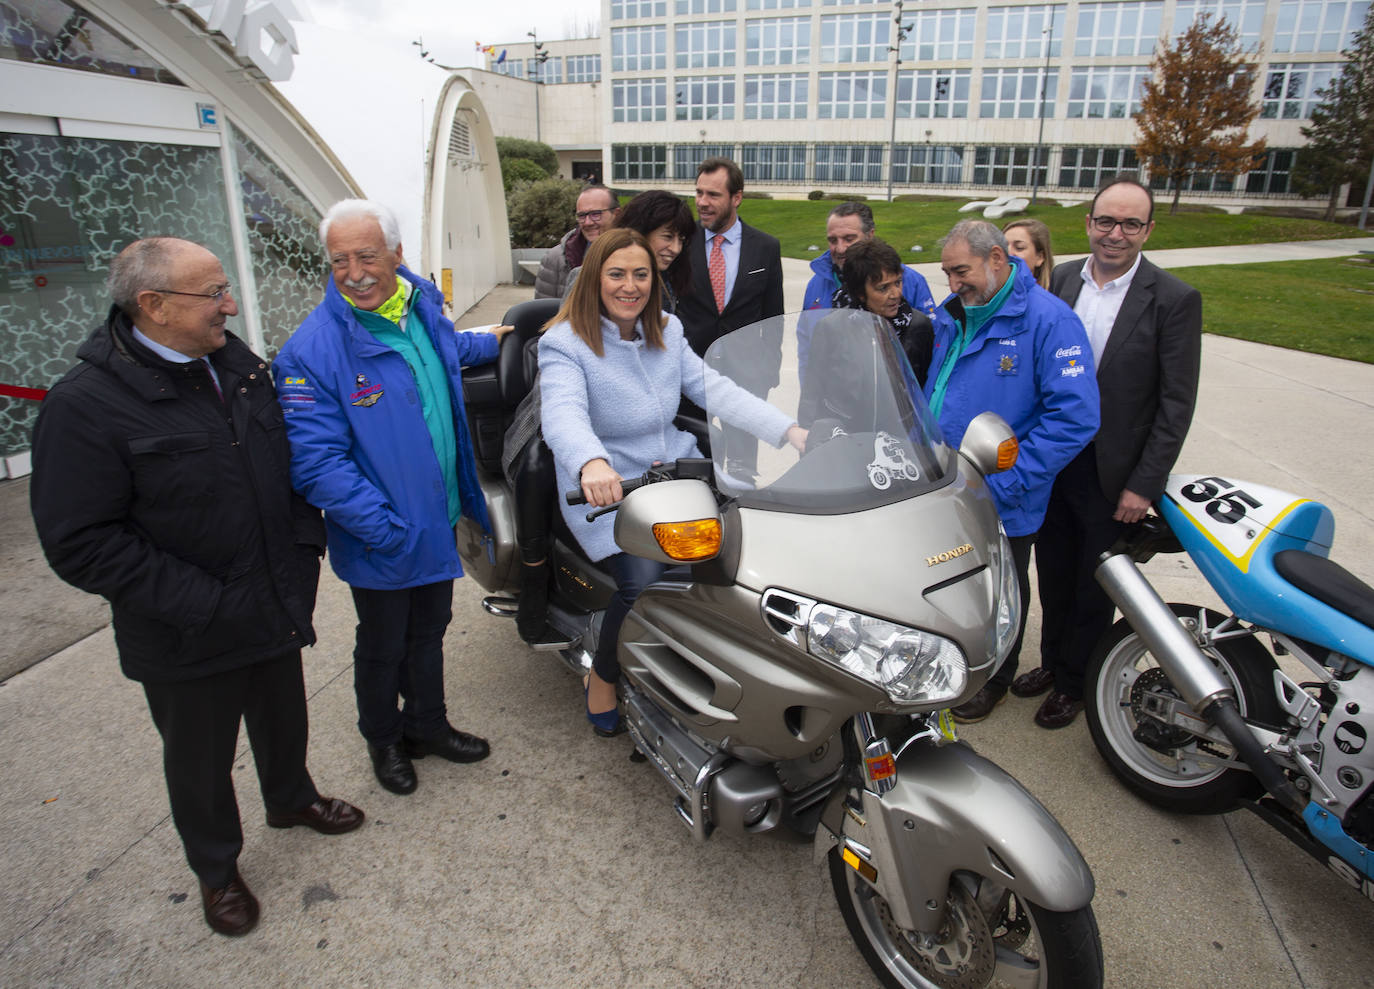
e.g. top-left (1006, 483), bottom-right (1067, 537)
top-left (709, 233), bottom-right (726, 313)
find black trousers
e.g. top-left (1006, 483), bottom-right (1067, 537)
top-left (1035, 445), bottom-right (1127, 701)
top-left (142, 650), bottom-right (317, 889)
top-left (350, 581), bottom-right (454, 746)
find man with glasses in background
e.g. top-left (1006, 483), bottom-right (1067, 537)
top-left (1013, 176), bottom-right (1203, 729)
top-left (31, 237), bottom-right (364, 937)
top-left (274, 200), bottom-right (509, 796)
top-left (533, 184), bottom-right (620, 299)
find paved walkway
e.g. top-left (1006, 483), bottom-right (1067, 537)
top-left (2, 238), bottom-right (1373, 988)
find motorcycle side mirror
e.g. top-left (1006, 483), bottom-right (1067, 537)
top-left (958, 411), bottom-right (1019, 475)
top-left (613, 479), bottom-right (723, 564)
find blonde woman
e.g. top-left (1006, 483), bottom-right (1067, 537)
top-left (1002, 218), bottom-right (1055, 289)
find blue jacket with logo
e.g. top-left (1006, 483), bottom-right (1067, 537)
top-left (925, 257), bottom-right (1099, 537)
top-left (273, 266), bottom-right (499, 590)
top-left (803, 250), bottom-right (936, 317)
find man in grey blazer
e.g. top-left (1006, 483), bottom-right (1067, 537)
top-left (1014, 177), bottom-right (1203, 729)
top-left (676, 157), bottom-right (785, 472)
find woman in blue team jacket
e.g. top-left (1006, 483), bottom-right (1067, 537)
top-left (539, 228), bottom-right (807, 736)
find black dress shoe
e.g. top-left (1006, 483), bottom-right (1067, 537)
top-left (1011, 667), bottom-right (1056, 698)
top-left (950, 682), bottom-right (1008, 724)
top-left (403, 726), bottom-right (491, 763)
top-left (200, 870), bottom-right (259, 936)
top-left (368, 742), bottom-right (418, 794)
top-left (1034, 691), bottom-right (1085, 730)
top-left (266, 796), bottom-right (366, 834)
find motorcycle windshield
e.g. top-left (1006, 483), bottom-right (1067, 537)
top-left (701, 310), bottom-right (953, 513)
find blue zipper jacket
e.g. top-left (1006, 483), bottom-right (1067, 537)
top-left (803, 250), bottom-right (937, 317)
top-left (925, 257), bottom-right (1100, 537)
top-left (273, 266), bottom-right (499, 590)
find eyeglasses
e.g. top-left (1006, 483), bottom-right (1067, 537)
top-left (576, 208), bottom-right (610, 222)
top-left (330, 251), bottom-right (383, 270)
top-left (1089, 215), bottom-right (1148, 235)
top-left (156, 284), bottom-right (233, 302)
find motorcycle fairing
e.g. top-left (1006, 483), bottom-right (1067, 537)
top-left (1304, 802), bottom-right (1374, 883)
top-left (1160, 474), bottom-right (1374, 661)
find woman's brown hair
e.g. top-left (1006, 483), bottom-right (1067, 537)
top-left (1001, 218), bottom-right (1055, 289)
top-left (544, 227), bottom-right (665, 357)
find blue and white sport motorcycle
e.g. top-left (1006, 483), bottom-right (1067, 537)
top-left (1088, 474), bottom-right (1374, 900)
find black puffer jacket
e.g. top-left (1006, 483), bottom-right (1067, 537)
top-left (30, 308), bottom-right (326, 683)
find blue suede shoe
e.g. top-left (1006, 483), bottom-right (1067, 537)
top-left (584, 677), bottom-right (626, 737)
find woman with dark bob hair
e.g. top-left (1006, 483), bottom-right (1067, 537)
top-left (540, 227), bottom-right (806, 736)
top-left (613, 190), bottom-right (697, 313)
top-left (834, 238), bottom-right (935, 386)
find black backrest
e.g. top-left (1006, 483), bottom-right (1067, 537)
top-left (497, 298), bottom-right (562, 409)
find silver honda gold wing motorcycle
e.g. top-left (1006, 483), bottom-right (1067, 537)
top-left (457, 306), bottom-right (1103, 989)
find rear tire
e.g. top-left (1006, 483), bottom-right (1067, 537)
top-left (1084, 603), bottom-right (1283, 814)
top-left (830, 849), bottom-right (1103, 989)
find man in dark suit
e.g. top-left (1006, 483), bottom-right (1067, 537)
top-left (1014, 177), bottom-right (1203, 729)
top-left (676, 157), bottom-right (785, 473)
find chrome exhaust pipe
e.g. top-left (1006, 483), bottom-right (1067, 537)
top-left (1095, 552), bottom-right (1234, 711)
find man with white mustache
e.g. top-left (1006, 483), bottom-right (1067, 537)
top-left (274, 200), bottom-right (510, 797)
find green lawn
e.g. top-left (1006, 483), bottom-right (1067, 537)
top-left (1173, 256), bottom-right (1374, 363)
top-left (725, 196), bottom-right (1368, 262)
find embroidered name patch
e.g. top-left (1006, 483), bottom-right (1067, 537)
top-left (278, 378), bottom-right (315, 411)
top-left (995, 352), bottom-right (1019, 375)
top-left (351, 383), bottom-right (384, 407)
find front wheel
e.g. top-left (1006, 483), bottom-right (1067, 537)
top-left (1084, 603), bottom-right (1283, 814)
top-left (830, 851), bottom-right (1103, 989)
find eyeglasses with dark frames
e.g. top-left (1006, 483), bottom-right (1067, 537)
top-left (1089, 215), bottom-right (1148, 235)
top-left (155, 284), bottom-right (233, 302)
top-left (575, 208), bottom-right (610, 222)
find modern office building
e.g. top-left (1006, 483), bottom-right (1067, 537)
top-left (488, 0), bottom-right (1366, 200)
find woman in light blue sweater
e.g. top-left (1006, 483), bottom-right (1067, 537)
top-left (540, 228), bottom-right (806, 735)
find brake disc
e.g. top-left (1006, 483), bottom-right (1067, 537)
top-left (877, 880), bottom-right (996, 989)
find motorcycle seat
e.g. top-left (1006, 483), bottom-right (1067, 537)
top-left (1273, 549), bottom-right (1374, 631)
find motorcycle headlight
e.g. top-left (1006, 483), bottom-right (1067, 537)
top-left (991, 526), bottom-right (1022, 665)
top-left (808, 603), bottom-right (967, 705)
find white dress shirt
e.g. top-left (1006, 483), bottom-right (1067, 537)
top-left (1073, 253), bottom-right (1143, 367)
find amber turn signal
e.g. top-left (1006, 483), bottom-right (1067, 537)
top-left (996, 436), bottom-right (1019, 472)
top-left (652, 518), bottom-right (722, 561)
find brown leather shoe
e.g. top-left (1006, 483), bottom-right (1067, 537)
top-left (266, 796), bottom-right (365, 835)
top-left (1011, 667), bottom-right (1055, 698)
top-left (200, 870), bottom-right (259, 936)
top-left (950, 682), bottom-right (1008, 724)
top-left (1034, 691), bottom-right (1084, 730)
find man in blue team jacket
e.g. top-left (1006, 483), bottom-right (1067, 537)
top-left (274, 200), bottom-right (509, 796)
top-left (925, 220), bottom-right (1100, 724)
top-left (802, 200), bottom-right (936, 317)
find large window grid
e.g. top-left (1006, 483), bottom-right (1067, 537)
top-left (821, 12), bottom-right (893, 62)
top-left (565, 54), bottom-right (602, 82)
top-left (1261, 62), bottom-right (1337, 117)
top-left (972, 146), bottom-right (1050, 185)
top-left (815, 144), bottom-right (885, 183)
top-left (676, 0), bottom-right (737, 11)
top-left (745, 73), bottom-right (809, 118)
top-left (1066, 66), bottom-right (1150, 118)
top-left (676, 20), bottom-right (737, 67)
top-left (611, 0), bottom-right (667, 17)
top-left (746, 16), bottom-right (811, 64)
top-left (1151, 167), bottom-right (1235, 193)
top-left (613, 144), bottom-right (668, 181)
top-left (818, 70), bottom-right (887, 117)
top-left (613, 77), bottom-right (668, 121)
top-left (747, 0), bottom-right (805, 7)
top-left (901, 9), bottom-right (976, 61)
top-left (612, 25), bottom-right (667, 71)
top-left (741, 144), bottom-right (808, 180)
top-left (1058, 146), bottom-right (1139, 187)
top-left (1246, 149), bottom-right (1298, 193)
top-left (1273, 0), bottom-right (1371, 52)
top-left (1172, 0), bottom-right (1267, 46)
top-left (897, 69), bottom-right (971, 117)
top-left (980, 67), bottom-right (1058, 118)
top-left (1074, 1), bottom-right (1164, 56)
top-left (892, 145), bottom-right (966, 184)
top-left (494, 58), bottom-right (524, 78)
top-left (675, 75), bottom-right (737, 119)
top-left (674, 143), bottom-right (738, 180)
top-left (984, 5), bottom-right (1065, 59)
top-left (529, 57), bottom-right (562, 83)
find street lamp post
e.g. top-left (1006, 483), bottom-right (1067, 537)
top-left (527, 30), bottom-right (549, 143)
top-left (886, 1), bottom-right (912, 202)
top-left (1030, 7), bottom-right (1055, 206)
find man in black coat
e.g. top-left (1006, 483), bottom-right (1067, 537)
top-left (1014, 178), bottom-right (1203, 729)
top-left (30, 237), bottom-right (364, 937)
top-left (675, 157), bottom-right (785, 472)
